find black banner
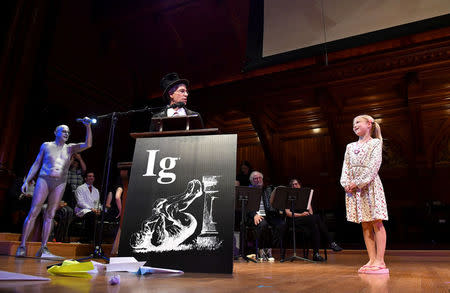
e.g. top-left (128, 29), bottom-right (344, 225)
top-left (119, 134), bottom-right (237, 273)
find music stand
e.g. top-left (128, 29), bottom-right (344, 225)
top-left (234, 186), bottom-right (262, 263)
top-left (271, 186), bottom-right (315, 263)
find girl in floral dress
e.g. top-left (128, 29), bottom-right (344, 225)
top-left (340, 115), bottom-right (389, 274)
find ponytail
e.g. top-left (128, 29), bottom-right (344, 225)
top-left (373, 121), bottom-right (382, 142)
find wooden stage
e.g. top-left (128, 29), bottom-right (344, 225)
top-left (0, 250), bottom-right (448, 292)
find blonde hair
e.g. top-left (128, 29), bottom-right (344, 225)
top-left (354, 115), bottom-right (382, 142)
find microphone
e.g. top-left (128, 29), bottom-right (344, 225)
top-left (167, 102), bottom-right (185, 109)
top-left (76, 117), bottom-right (97, 124)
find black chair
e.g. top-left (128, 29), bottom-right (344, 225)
top-left (290, 224), bottom-right (327, 260)
top-left (68, 216), bottom-right (87, 242)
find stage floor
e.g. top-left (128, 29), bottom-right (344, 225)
top-left (0, 250), bottom-right (449, 292)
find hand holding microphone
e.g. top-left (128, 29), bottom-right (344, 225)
top-left (76, 117), bottom-right (97, 125)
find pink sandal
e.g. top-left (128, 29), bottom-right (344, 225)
top-left (358, 265), bottom-right (375, 273)
top-left (361, 265), bottom-right (389, 274)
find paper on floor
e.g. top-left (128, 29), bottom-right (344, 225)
top-left (0, 271), bottom-right (50, 281)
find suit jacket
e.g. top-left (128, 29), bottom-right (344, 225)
top-left (149, 107), bottom-right (204, 131)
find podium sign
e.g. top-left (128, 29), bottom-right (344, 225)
top-left (119, 134), bottom-right (237, 273)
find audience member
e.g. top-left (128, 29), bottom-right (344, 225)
top-left (104, 176), bottom-right (123, 222)
top-left (247, 171), bottom-right (287, 262)
top-left (74, 171), bottom-right (101, 243)
top-left (104, 175), bottom-right (123, 255)
top-left (285, 178), bottom-right (342, 261)
top-left (6, 177), bottom-right (33, 233)
top-left (236, 161), bottom-right (253, 187)
top-left (66, 153), bottom-right (87, 208)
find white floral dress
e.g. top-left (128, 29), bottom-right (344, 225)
top-left (340, 138), bottom-right (388, 223)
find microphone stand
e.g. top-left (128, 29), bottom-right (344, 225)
top-left (47, 104), bottom-right (166, 267)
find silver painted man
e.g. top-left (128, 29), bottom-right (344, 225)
top-left (16, 118), bottom-right (92, 259)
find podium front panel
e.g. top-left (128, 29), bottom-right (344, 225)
top-left (119, 134), bottom-right (237, 274)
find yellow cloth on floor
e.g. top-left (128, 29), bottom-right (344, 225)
top-left (47, 260), bottom-right (94, 278)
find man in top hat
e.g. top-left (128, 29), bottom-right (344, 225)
top-left (150, 72), bottom-right (203, 131)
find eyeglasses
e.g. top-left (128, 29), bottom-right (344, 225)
top-left (175, 89), bottom-right (188, 95)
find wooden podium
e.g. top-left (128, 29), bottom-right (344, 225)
top-left (118, 128), bottom-right (236, 274)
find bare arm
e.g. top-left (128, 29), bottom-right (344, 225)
top-left (115, 187), bottom-right (123, 218)
top-left (71, 119), bottom-right (92, 154)
top-left (21, 143), bottom-right (46, 193)
top-left (78, 121), bottom-right (92, 151)
top-left (285, 208), bottom-right (310, 218)
top-left (106, 191), bottom-right (113, 208)
top-left (77, 153), bottom-right (87, 174)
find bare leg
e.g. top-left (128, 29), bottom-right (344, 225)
top-left (372, 220), bottom-right (386, 267)
top-left (361, 222), bottom-right (376, 267)
top-left (20, 178), bottom-right (49, 247)
top-left (41, 182), bottom-right (66, 247)
top-left (111, 227), bottom-right (121, 255)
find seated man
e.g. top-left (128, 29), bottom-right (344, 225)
top-left (247, 171), bottom-right (287, 262)
top-left (74, 171), bottom-right (101, 243)
top-left (285, 178), bottom-right (343, 261)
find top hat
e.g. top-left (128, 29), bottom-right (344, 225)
top-left (160, 72), bottom-right (189, 101)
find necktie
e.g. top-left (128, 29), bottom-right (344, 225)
top-left (88, 185), bottom-right (92, 193)
top-left (173, 111), bottom-right (178, 116)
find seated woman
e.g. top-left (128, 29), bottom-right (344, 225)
top-left (104, 175), bottom-right (123, 255)
top-left (285, 178), bottom-right (342, 261)
top-left (105, 182), bottom-right (123, 222)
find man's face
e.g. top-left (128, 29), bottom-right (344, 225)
top-left (55, 125), bottom-right (70, 142)
top-left (251, 173), bottom-right (263, 187)
top-left (85, 173), bottom-right (95, 185)
top-left (169, 84), bottom-right (188, 105)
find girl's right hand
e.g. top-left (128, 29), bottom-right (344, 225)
top-left (346, 182), bottom-right (357, 193)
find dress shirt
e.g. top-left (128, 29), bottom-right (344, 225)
top-left (74, 183), bottom-right (101, 217)
top-left (167, 107), bottom-right (187, 117)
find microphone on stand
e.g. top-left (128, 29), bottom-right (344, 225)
top-left (76, 117), bottom-right (97, 124)
top-left (167, 102), bottom-right (185, 109)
